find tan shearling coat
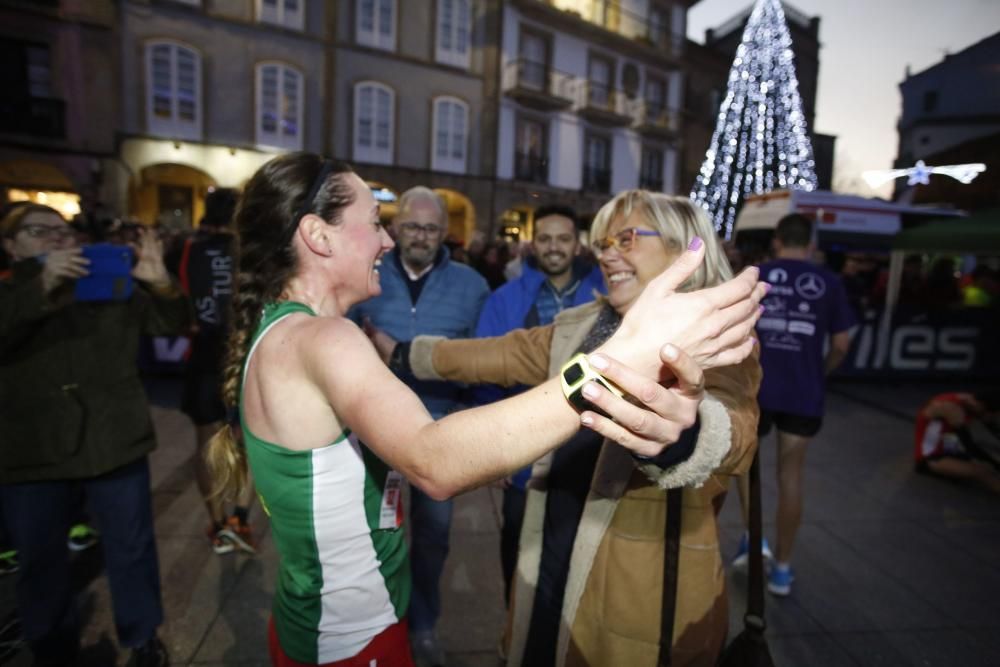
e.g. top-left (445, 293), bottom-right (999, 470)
top-left (410, 300), bottom-right (761, 667)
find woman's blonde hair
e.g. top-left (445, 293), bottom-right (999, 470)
top-left (589, 191), bottom-right (733, 292)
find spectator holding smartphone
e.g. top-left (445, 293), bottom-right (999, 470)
top-left (0, 202), bottom-right (189, 667)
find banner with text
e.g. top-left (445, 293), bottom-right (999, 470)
top-left (836, 306), bottom-right (1000, 379)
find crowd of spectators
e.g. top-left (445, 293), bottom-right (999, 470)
top-left (3, 179), bottom-right (998, 667)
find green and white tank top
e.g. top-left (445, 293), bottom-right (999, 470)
top-left (241, 301), bottom-right (410, 664)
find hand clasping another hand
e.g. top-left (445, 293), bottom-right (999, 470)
top-left (576, 345), bottom-right (705, 458)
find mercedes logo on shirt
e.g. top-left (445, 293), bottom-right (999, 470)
top-left (794, 272), bottom-right (827, 300)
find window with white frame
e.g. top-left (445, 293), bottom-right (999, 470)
top-left (257, 0), bottom-right (304, 31)
top-left (587, 54), bottom-right (613, 109)
top-left (517, 29), bottom-right (549, 91)
top-left (146, 41), bottom-right (202, 140)
top-left (353, 81), bottom-right (394, 165)
top-left (583, 133), bottom-right (611, 192)
top-left (432, 96), bottom-right (468, 174)
top-left (645, 76), bottom-right (666, 123)
top-left (255, 62), bottom-right (303, 150)
top-left (640, 145), bottom-right (664, 191)
top-left (648, 5), bottom-right (669, 48)
top-left (514, 116), bottom-right (547, 183)
top-left (25, 43), bottom-right (52, 98)
top-left (436, 0), bottom-right (471, 68)
top-left (357, 0), bottom-right (396, 51)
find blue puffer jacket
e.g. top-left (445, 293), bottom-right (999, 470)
top-left (474, 260), bottom-right (606, 488)
top-left (350, 249), bottom-right (489, 419)
top-left (475, 261), bottom-right (606, 340)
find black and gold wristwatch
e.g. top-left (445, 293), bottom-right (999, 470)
top-left (560, 352), bottom-right (625, 416)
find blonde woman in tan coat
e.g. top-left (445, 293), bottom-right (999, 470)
top-left (375, 192), bottom-right (761, 667)
top-left (206, 155), bottom-right (766, 666)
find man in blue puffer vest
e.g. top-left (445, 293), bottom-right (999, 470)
top-left (350, 186), bottom-right (488, 667)
top-left (473, 205), bottom-right (605, 608)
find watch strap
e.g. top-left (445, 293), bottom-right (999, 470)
top-left (559, 352), bottom-right (624, 416)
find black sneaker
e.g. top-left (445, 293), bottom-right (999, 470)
top-left (126, 637), bottom-right (169, 667)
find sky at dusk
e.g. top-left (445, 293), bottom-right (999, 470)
top-left (686, 0), bottom-right (1000, 199)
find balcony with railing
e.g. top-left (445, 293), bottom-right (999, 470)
top-left (636, 104), bottom-right (681, 139)
top-left (504, 62), bottom-right (685, 137)
top-left (503, 59), bottom-right (575, 111)
top-left (578, 81), bottom-right (642, 127)
top-left (0, 96), bottom-right (66, 139)
top-left (514, 151), bottom-right (549, 184)
top-left (511, 0), bottom-right (684, 60)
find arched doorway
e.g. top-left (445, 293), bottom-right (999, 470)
top-left (498, 204), bottom-right (536, 242)
top-left (130, 163), bottom-right (217, 228)
top-left (434, 188), bottom-right (475, 245)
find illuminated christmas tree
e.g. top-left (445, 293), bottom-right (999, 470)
top-left (691, 0), bottom-right (818, 239)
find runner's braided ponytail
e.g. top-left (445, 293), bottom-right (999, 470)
top-left (206, 153), bottom-right (355, 500)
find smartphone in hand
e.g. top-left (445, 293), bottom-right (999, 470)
top-left (75, 243), bottom-right (134, 302)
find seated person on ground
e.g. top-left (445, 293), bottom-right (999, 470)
top-left (914, 391), bottom-right (1000, 495)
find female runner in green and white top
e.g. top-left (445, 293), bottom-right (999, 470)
top-left (207, 153), bottom-right (765, 666)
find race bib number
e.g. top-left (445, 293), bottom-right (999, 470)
top-left (379, 471), bottom-right (404, 529)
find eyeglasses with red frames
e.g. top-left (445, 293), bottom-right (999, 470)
top-left (591, 227), bottom-right (660, 256)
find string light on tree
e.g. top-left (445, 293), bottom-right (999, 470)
top-left (691, 0), bottom-right (818, 239)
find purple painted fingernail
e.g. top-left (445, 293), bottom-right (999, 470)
top-left (764, 282), bottom-right (772, 293)
top-left (758, 305), bottom-right (766, 316)
top-left (687, 236), bottom-right (703, 251)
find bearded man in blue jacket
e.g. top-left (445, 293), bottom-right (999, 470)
top-left (473, 205), bottom-right (605, 606)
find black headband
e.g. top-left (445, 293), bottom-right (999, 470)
top-left (293, 159), bottom-right (336, 226)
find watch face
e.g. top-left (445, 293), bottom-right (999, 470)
top-left (563, 362), bottom-right (585, 387)
top-left (561, 353), bottom-right (622, 420)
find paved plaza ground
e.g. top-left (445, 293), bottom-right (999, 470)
top-left (2, 377), bottom-right (998, 666)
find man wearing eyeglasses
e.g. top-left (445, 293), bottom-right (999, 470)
top-left (0, 202), bottom-right (187, 666)
top-left (350, 186), bottom-right (489, 667)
